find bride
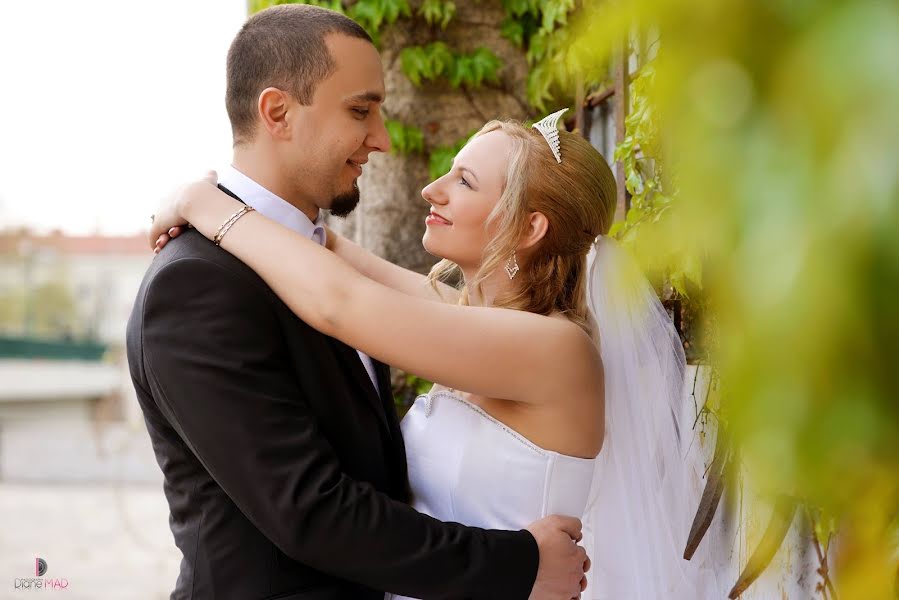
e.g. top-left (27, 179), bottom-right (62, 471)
top-left (152, 111), bottom-right (714, 599)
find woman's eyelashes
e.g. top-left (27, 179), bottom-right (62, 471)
top-left (456, 169), bottom-right (473, 189)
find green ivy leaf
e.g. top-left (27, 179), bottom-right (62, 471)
top-left (670, 271), bottom-right (688, 297)
top-left (608, 221), bottom-right (624, 237)
top-left (502, 0), bottom-right (532, 18)
top-left (613, 137), bottom-right (635, 162)
top-left (348, 0), bottom-right (410, 41)
top-left (428, 42), bottom-right (455, 79)
top-left (400, 42), bottom-right (454, 86)
top-left (501, 18), bottom-right (525, 47)
top-left (447, 55), bottom-right (468, 88)
top-left (410, 374), bottom-right (433, 395)
top-left (428, 133), bottom-right (472, 180)
top-left (626, 168), bottom-right (644, 196)
top-left (400, 46), bottom-right (429, 86)
top-left (385, 120), bottom-right (405, 153)
top-left (419, 0), bottom-right (456, 29)
top-left (304, 0), bottom-right (345, 12)
top-left (386, 120), bottom-right (424, 155)
top-left (526, 30), bottom-right (549, 65)
top-left (526, 63), bottom-right (554, 110)
top-left (428, 146), bottom-right (457, 180)
top-left (470, 48), bottom-right (503, 86)
top-left (403, 44), bottom-right (501, 90)
top-left (384, 0), bottom-right (413, 22)
top-left (625, 205), bottom-right (645, 226)
top-left (539, 0), bottom-right (574, 34)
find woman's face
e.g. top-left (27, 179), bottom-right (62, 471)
top-left (421, 130), bottom-right (512, 269)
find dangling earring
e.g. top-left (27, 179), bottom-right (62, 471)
top-left (505, 251), bottom-right (520, 280)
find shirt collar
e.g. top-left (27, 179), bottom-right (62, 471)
top-left (218, 165), bottom-right (326, 246)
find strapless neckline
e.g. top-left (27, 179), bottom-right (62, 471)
top-left (421, 388), bottom-right (600, 463)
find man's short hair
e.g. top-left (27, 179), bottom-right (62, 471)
top-left (226, 4), bottom-right (373, 144)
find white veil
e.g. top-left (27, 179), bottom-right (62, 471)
top-left (582, 236), bottom-right (723, 599)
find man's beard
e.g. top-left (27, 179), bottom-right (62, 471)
top-left (328, 181), bottom-right (360, 218)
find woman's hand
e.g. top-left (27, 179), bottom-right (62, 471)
top-left (153, 225), bottom-right (186, 253)
top-left (150, 170), bottom-right (218, 253)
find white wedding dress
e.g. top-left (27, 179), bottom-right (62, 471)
top-left (386, 386), bottom-right (597, 600)
top-left (383, 238), bottom-right (727, 600)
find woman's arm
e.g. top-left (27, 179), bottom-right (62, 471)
top-left (152, 179), bottom-right (458, 303)
top-left (163, 182), bottom-right (599, 405)
top-left (325, 226), bottom-right (460, 304)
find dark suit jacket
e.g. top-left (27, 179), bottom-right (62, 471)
top-left (126, 195), bottom-right (539, 599)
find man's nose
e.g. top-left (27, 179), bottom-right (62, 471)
top-left (366, 113), bottom-right (391, 154)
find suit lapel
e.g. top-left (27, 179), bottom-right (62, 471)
top-left (373, 360), bottom-right (393, 409)
top-left (373, 358), bottom-right (399, 435)
top-left (372, 358), bottom-right (411, 495)
top-left (326, 336), bottom-right (393, 435)
top-left (219, 184), bottom-right (243, 204)
top-left (328, 345), bottom-right (410, 500)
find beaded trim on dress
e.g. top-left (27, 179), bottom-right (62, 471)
top-left (419, 389), bottom-right (597, 463)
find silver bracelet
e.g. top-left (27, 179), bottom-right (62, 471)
top-left (213, 206), bottom-right (255, 246)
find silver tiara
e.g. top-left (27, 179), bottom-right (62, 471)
top-left (531, 108), bottom-right (568, 163)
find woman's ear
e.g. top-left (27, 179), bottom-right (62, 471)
top-left (519, 211), bottom-right (549, 251)
top-left (257, 87), bottom-right (291, 140)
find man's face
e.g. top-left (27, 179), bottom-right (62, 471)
top-left (285, 34), bottom-right (390, 216)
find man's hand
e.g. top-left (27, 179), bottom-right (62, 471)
top-left (526, 515), bottom-right (589, 600)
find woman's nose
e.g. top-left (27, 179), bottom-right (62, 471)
top-left (422, 179), bottom-right (448, 206)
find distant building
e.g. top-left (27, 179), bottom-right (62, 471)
top-left (0, 229), bottom-right (159, 483)
top-left (0, 229), bottom-right (152, 343)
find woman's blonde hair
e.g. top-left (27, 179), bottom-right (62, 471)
top-left (427, 119), bottom-right (618, 333)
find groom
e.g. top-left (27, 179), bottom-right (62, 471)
top-left (127, 5), bottom-right (586, 600)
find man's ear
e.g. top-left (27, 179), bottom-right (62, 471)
top-left (257, 87), bottom-right (291, 140)
top-left (519, 211), bottom-right (549, 251)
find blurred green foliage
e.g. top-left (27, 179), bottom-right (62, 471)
top-left (401, 43), bottom-right (503, 89)
top-left (428, 131), bottom-right (475, 181)
top-left (499, 0), bottom-right (577, 108)
top-left (418, 0), bottom-right (455, 29)
top-left (249, 0), bottom-right (410, 45)
top-left (393, 373), bottom-right (433, 417)
top-left (385, 120), bottom-right (425, 155)
top-left (558, 1), bottom-right (899, 596)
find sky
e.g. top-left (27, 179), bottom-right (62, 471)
top-left (0, 0), bottom-right (249, 236)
